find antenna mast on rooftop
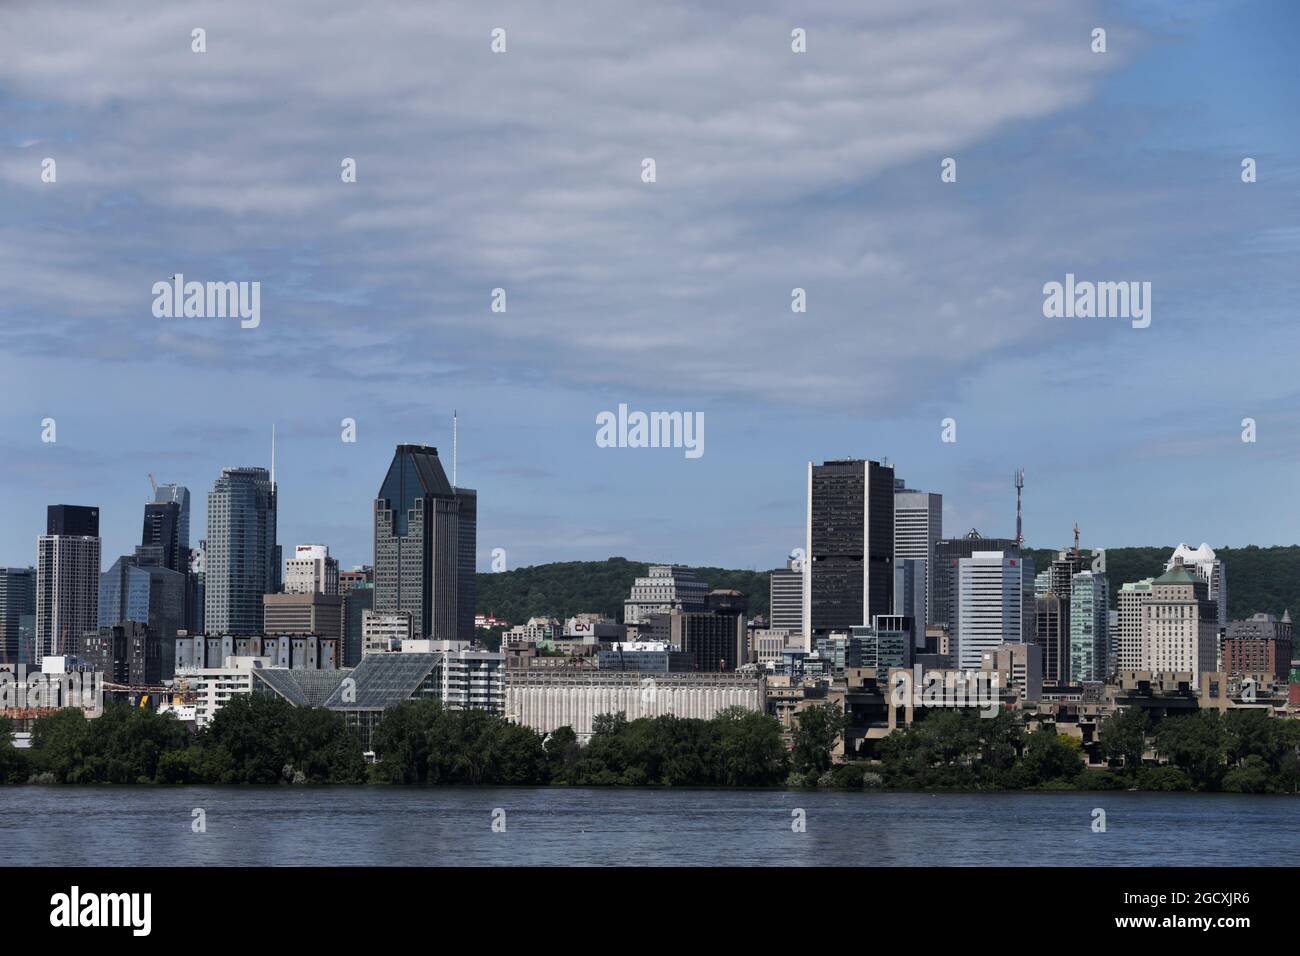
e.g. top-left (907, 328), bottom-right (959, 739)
top-left (452, 410), bottom-right (458, 488)
top-left (1014, 468), bottom-right (1025, 549)
top-left (271, 424), bottom-right (277, 491)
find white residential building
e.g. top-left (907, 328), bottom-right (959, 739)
top-left (1165, 543), bottom-right (1227, 630)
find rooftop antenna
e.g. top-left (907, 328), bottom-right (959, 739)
top-left (1014, 468), bottom-right (1024, 549)
top-left (1072, 522), bottom-right (1080, 560)
top-left (452, 410), bottom-right (458, 488)
top-left (271, 423), bottom-right (277, 491)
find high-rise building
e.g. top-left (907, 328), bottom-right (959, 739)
top-left (1140, 562), bottom-right (1217, 675)
top-left (283, 544), bottom-right (339, 595)
top-left (99, 555), bottom-right (185, 678)
top-left (1033, 592), bottom-right (1068, 685)
top-left (141, 501), bottom-right (185, 574)
top-left (1069, 570), bottom-right (1109, 682)
top-left (1115, 579), bottom-right (1154, 673)
top-left (152, 483), bottom-right (191, 552)
top-left (37, 505), bottom-right (102, 662)
top-left (672, 590), bottom-right (749, 673)
top-left (893, 484), bottom-right (942, 624)
top-left (955, 551), bottom-right (1023, 670)
top-left (1165, 543), bottom-right (1227, 631)
top-left (81, 621), bottom-right (160, 687)
top-left (768, 557), bottom-right (804, 632)
top-left (932, 529), bottom-right (1018, 642)
top-left (455, 487), bottom-right (477, 642)
top-left (0, 567), bottom-right (36, 664)
top-left (263, 592), bottom-right (345, 646)
top-left (623, 565), bottom-right (708, 624)
top-left (362, 609), bottom-right (413, 655)
top-left (804, 458), bottom-right (895, 648)
top-left (374, 445), bottom-right (462, 640)
top-left (893, 558), bottom-right (926, 636)
top-left (342, 581), bottom-right (374, 667)
top-left (205, 467), bottom-right (278, 636)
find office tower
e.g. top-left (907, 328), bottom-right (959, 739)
top-left (374, 444), bottom-right (461, 640)
top-left (893, 559), bottom-right (925, 638)
top-left (624, 565), bottom-right (708, 624)
top-left (1223, 612), bottom-right (1293, 682)
top-left (206, 467), bottom-right (278, 636)
top-left (342, 581), bottom-right (373, 667)
top-left (152, 483), bottom-right (191, 552)
top-left (141, 501), bottom-right (185, 573)
top-left (455, 487), bottom-right (477, 641)
top-left (1115, 579), bottom-right (1154, 673)
top-left (955, 551), bottom-right (1023, 670)
top-left (672, 590), bottom-right (749, 672)
top-left (1140, 562), bottom-right (1217, 675)
top-left (284, 544), bottom-right (339, 595)
top-left (36, 505), bottom-right (102, 661)
top-left (0, 567), bottom-right (36, 664)
top-left (769, 557), bottom-right (804, 632)
top-left (99, 555), bottom-right (185, 678)
top-left (263, 592), bottom-right (345, 646)
top-left (1069, 571), bottom-right (1109, 682)
top-left (804, 458), bottom-right (895, 648)
top-left (1165, 543), bottom-right (1227, 631)
top-left (1018, 555), bottom-right (1037, 647)
top-left (893, 484), bottom-right (942, 624)
top-left (1034, 592), bottom-right (1068, 684)
top-left (932, 529), bottom-right (1018, 642)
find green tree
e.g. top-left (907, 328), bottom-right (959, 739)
top-left (792, 704), bottom-right (848, 775)
top-left (1100, 707), bottom-right (1150, 776)
top-left (1155, 711), bottom-right (1224, 791)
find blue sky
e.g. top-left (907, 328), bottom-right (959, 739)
top-left (1, 0), bottom-right (1297, 573)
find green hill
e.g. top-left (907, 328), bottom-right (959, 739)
top-left (475, 557), bottom-right (770, 624)
top-left (477, 547), bottom-right (1300, 626)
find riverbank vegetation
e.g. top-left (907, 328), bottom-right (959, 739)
top-left (2, 701), bottom-right (1298, 792)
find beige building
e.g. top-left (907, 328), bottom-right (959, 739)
top-left (1115, 579), bottom-right (1154, 672)
top-left (1140, 564), bottom-right (1217, 675)
top-left (362, 609), bottom-right (412, 655)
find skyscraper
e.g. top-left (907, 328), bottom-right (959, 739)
top-left (99, 555), bottom-right (185, 678)
top-left (769, 557), bottom-right (804, 633)
top-left (0, 567), bottom-right (36, 664)
top-left (152, 483), bottom-right (191, 552)
top-left (1141, 562), bottom-right (1217, 675)
top-left (893, 483), bottom-right (942, 624)
top-left (1069, 570), bottom-right (1109, 682)
top-left (1115, 579), bottom-right (1154, 673)
top-left (373, 444), bottom-right (462, 640)
top-left (1165, 543), bottom-right (1227, 631)
top-left (455, 487), bottom-right (477, 642)
top-left (932, 529), bottom-right (1018, 642)
top-left (804, 458), bottom-right (894, 648)
top-left (955, 550), bottom-right (1023, 670)
top-left (205, 467), bottom-right (278, 635)
top-left (37, 505), bottom-right (102, 661)
top-left (141, 501), bottom-right (185, 574)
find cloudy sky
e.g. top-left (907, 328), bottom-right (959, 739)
top-left (1, 0), bottom-right (1297, 574)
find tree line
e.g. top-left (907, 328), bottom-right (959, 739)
top-left (3, 700), bottom-right (1298, 791)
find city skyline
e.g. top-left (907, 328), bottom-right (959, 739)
top-left (3, 1), bottom-right (1300, 573)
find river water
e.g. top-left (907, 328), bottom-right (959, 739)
top-left (3, 787), bottom-right (1296, 866)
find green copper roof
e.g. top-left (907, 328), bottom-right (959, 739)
top-left (1155, 565), bottom-right (1198, 585)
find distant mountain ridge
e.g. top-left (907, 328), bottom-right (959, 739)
top-left (476, 547), bottom-right (1300, 625)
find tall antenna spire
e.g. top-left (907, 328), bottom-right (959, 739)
top-left (452, 410), bottom-right (458, 488)
top-left (271, 423), bottom-right (277, 490)
top-left (1014, 468), bottom-right (1024, 548)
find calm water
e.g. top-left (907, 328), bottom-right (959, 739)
top-left (2, 787), bottom-right (1297, 866)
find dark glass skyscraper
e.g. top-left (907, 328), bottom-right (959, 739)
top-left (374, 445), bottom-right (462, 640)
top-left (804, 459), bottom-right (894, 646)
top-left (142, 501), bottom-right (185, 573)
top-left (0, 567), bottom-right (36, 664)
top-left (455, 487), bottom-right (477, 641)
